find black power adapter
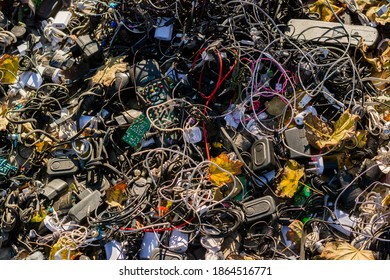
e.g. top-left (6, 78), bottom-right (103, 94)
top-left (242, 196), bottom-right (276, 223)
top-left (284, 127), bottom-right (311, 160)
top-left (71, 35), bottom-right (103, 66)
top-left (250, 138), bottom-right (275, 173)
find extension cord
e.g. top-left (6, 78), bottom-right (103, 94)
top-left (285, 19), bottom-right (378, 47)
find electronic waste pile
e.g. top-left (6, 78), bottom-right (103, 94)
top-left (1, 0), bottom-right (390, 260)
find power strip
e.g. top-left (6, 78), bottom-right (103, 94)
top-left (285, 19), bottom-right (379, 47)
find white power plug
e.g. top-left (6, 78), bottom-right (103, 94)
top-left (294, 106), bottom-right (317, 125)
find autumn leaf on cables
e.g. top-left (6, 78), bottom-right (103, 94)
top-left (320, 241), bottom-right (376, 260)
top-left (210, 152), bottom-right (243, 187)
top-left (275, 160), bottom-right (305, 198)
top-left (304, 109), bottom-right (360, 149)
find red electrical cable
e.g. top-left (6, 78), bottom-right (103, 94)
top-left (191, 48), bottom-right (238, 166)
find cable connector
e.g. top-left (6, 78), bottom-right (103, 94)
top-left (376, 4), bottom-right (389, 17)
top-left (294, 106), bottom-right (317, 126)
top-left (307, 155), bottom-right (338, 175)
top-left (383, 122), bottom-right (390, 136)
top-left (42, 19), bottom-right (67, 48)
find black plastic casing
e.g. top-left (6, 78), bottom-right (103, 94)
top-left (47, 158), bottom-right (78, 177)
top-left (284, 127), bottom-right (311, 159)
top-left (68, 190), bottom-right (101, 222)
top-left (243, 196), bottom-right (276, 223)
top-left (42, 179), bottom-right (68, 200)
top-left (251, 138), bottom-right (276, 172)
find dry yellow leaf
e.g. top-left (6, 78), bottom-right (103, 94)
top-left (275, 160), bottom-right (304, 198)
top-left (35, 137), bottom-right (53, 153)
top-left (356, 0), bottom-right (378, 11)
top-left (49, 237), bottom-right (78, 260)
top-left (360, 33), bottom-right (390, 75)
top-left (320, 241), bottom-right (375, 260)
top-left (371, 71), bottom-right (390, 91)
top-left (318, 109), bottom-right (359, 148)
top-left (0, 103), bottom-right (7, 116)
top-left (345, 129), bottom-right (368, 149)
top-left (366, 2), bottom-right (390, 25)
top-left (382, 192), bottom-right (390, 207)
top-left (0, 117), bottom-right (8, 131)
top-left (105, 182), bottom-right (127, 207)
top-left (0, 54), bottom-right (18, 84)
top-left (305, 109), bottom-right (359, 149)
top-left (210, 153), bottom-right (243, 187)
top-left (354, 130), bottom-right (368, 149)
top-left (309, 0), bottom-right (345, 22)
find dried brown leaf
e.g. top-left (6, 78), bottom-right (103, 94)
top-left (0, 117), bottom-right (8, 131)
top-left (304, 113), bottom-right (333, 150)
top-left (105, 182), bottom-right (128, 207)
top-left (309, 0), bottom-right (345, 22)
top-left (320, 241), bottom-right (375, 260)
top-left (91, 56), bottom-right (128, 87)
top-left (305, 109), bottom-right (359, 149)
top-left (286, 220), bottom-right (304, 244)
top-left (265, 97), bottom-right (286, 116)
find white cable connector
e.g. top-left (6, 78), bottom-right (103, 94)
top-left (376, 4), bottom-right (389, 17)
top-left (383, 122), bottom-right (390, 136)
top-left (366, 105), bottom-right (390, 138)
top-left (294, 106), bottom-right (317, 125)
top-left (42, 18), bottom-right (68, 48)
top-left (0, 28), bottom-right (17, 48)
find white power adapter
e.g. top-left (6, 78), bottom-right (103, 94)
top-left (154, 17), bottom-right (173, 41)
top-left (184, 127), bottom-right (202, 143)
top-left (105, 240), bottom-right (125, 260)
top-left (53, 11), bottom-right (72, 30)
top-left (26, 65), bottom-right (45, 90)
top-left (168, 229), bottom-right (189, 253)
top-left (139, 231), bottom-right (160, 259)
